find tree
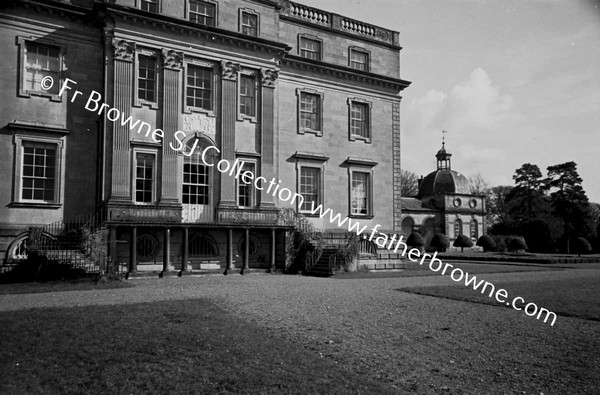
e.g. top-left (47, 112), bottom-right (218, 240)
top-left (400, 169), bottom-right (419, 197)
top-left (468, 172), bottom-right (490, 195)
top-left (453, 235), bottom-right (473, 252)
top-left (546, 161), bottom-right (594, 251)
top-left (487, 185), bottom-right (513, 227)
top-left (476, 235), bottom-right (496, 252)
top-left (511, 163), bottom-right (546, 218)
top-left (430, 233), bottom-right (449, 252)
top-left (574, 237), bottom-right (592, 257)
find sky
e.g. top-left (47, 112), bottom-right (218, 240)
top-left (299, 0), bottom-right (600, 202)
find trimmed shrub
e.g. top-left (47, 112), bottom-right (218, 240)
top-left (508, 237), bottom-right (528, 252)
top-left (491, 235), bottom-right (507, 252)
top-left (453, 235), bottom-right (473, 252)
top-left (430, 233), bottom-right (450, 252)
top-left (407, 232), bottom-right (425, 248)
top-left (476, 235), bottom-right (497, 252)
top-left (574, 237), bottom-right (592, 256)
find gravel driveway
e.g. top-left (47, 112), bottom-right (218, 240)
top-left (1, 268), bottom-right (599, 394)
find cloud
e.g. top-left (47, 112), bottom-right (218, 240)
top-left (405, 67), bottom-right (515, 137)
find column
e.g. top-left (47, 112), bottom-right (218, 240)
top-left (129, 227), bottom-right (137, 274)
top-left (224, 228), bottom-right (234, 274)
top-left (219, 61), bottom-right (240, 207)
top-left (160, 49), bottom-right (183, 205)
top-left (269, 228), bottom-right (276, 273)
top-left (391, 100), bottom-right (402, 231)
top-left (110, 39), bottom-right (136, 200)
top-left (259, 68), bottom-right (278, 208)
top-left (110, 227), bottom-right (118, 272)
top-left (242, 228), bottom-right (250, 274)
top-left (161, 228), bottom-right (171, 276)
top-left (179, 227), bottom-right (188, 276)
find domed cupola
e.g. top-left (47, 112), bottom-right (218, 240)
top-left (418, 143), bottom-right (470, 197)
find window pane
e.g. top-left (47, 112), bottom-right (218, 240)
top-left (351, 172), bottom-right (369, 215)
top-left (24, 43), bottom-right (61, 94)
top-left (189, 1), bottom-right (216, 26)
top-left (237, 163), bottom-right (255, 208)
top-left (21, 142), bottom-right (57, 202)
top-left (300, 167), bottom-right (320, 211)
top-left (138, 55), bottom-right (157, 102)
top-left (241, 12), bottom-right (258, 36)
top-left (350, 50), bottom-right (368, 71)
top-left (350, 102), bottom-right (369, 138)
top-left (183, 147), bottom-right (211, 206)
top-left (239, 76), bottom-right (255, 117)
top-left (186, 65), bottom-right (212, 110)
top-left (300, 92), bottom-right (320, 130)
top-left (300, 38), bottom-right (321, 61)
top-left (135, 153), bottom-right (154, 203)
top-left (140, 0), bottom-right (158, 13)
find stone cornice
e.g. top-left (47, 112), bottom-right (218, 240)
top-left (101, 3), bottom-right (292, 60)
top-left (12, 0), bottom-right (90, 22)
top-left (282, 55), bottom-right (411, 93)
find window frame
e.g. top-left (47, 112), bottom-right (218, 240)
top-left (454, 218), bottom-right (463, 238)
top-left (348, 97), bottom-right (372, 143)
top-left (348, 168), bottom-right (374, 218)
top-left (236, 159), bottom-right (258, 209)
top-left (183, 59), bottom-right (216, 115)
top-left (298, 34), bottom-right (322, 61)
top-left (134, 49), bottom-right (160, 109)
top-left (133, 148), bottom-right (158, 205)
top-left (296, 88), bottom-right (324, 136)
top-left (187, 0), bottom-right (218, 27)
top-left (239, 8), bottom-right (259, 37)
top-left (138, 0), bottom-right (160, 13)
top-left (348, 46), bottom-right (370, 72)
top-left (297, 164), bottom-right (324, 215)
top-left (238, 71), bottom-right (257, 121)
top-left (470, 219), bottom-right (478, 240)
top-left (17, 36), bottom-right (64, 102)
top-left (12, 134), bottom-right (65, 207)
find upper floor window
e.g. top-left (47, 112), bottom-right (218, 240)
top-left (138, 55), bottom-right (157, 104)
top-left (348, 98), bottom-right (372, 142)
top-left (135, 152), bottom-right (156, 204)
top-left (140, 0), bottom-right (159, 13)
top-left (297, 89), bottom-right (324, 136)
top-left (18, 38), bottom-right (63, 100)
top-left (350, 171), bottom-right (372, 217)
top-left (189, 0), bottom-right (216, 26)
top-left (239, 75), bottom-right (256, 119)
top-left (237, 162), bottom-right (256, 208)
top-left (299, 36), bottom-right (321, 61)
top-left (349, 48), bottom-right (370, 71)
top-left (186, 64), bottom-right (213, 111)
top-left (240, 11), bottom-right (258, 37)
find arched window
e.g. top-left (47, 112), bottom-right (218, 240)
top-left (470, 219), bottom-right (478, 240)
top-left (6, 234), bottom-right (29, 261)
top-left (189, 233), bottom-right (219, 257)
top-left (401, 217), bottom-right (415, 236)
top-left (183, 137), bottom-right (214, 205)
top-left (454, 219), bottom-right (463, 237)
top-left (237, 235), bottom-right (261, 259)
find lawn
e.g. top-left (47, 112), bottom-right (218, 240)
top-left (0, 299), bottom-right (392, 394)
top-left (399, 276), bottom-right (600, 322)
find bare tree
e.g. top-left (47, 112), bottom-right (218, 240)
top-left (400, 169), bottom-right (419, 197)
top-left (468, 172), bottom-right (490, 195)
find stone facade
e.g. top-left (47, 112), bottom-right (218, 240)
top-left (0, 0), bottom-right (410, 272)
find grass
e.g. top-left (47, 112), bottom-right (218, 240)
top-left (399, 276), bottom-right (600, 322)
top-left (335, 261), bottom-right (557, 280)
top-left (0, 299), bottom-right (393, 394)
top-left (0, 277), bottom-right (133, 295)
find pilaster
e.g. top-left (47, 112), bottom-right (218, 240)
top-left (392, 100), bottom-right (402, 231)
top-left (259, 68), bottom-right (278, 208)
top-left (160, 49), bottom-right (183, 205)
top-left (110, 39), bottom-right (135, 200)
top-left (219, 61), bottom-right (241, 207)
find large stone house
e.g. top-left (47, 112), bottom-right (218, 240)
top-left (0, 0), bottom-right (410, 274)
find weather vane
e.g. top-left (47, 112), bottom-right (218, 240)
top-left (442, 130), bottom-right (447, 148)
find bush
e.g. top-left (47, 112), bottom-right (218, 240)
top-left (453, 235), bottom-right (473, 252)
top-left (574, 237), bottom-right (592, 256)
top-left (476, 235), bottom-right (497, 252)
top-left (407, 232), bottom-right (425, 248)
top-left (491, 235), bottom-right (507, 252)
top-left (508, 237), bottom-right (528, 252)
top-left (430, 233), bottom-right (449, 252)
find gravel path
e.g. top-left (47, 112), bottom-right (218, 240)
top-left (1, 268), bottom-right (599, 394)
